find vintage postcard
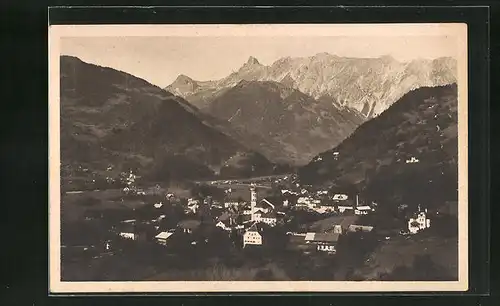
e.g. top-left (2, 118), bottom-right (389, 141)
top-left (49, 24), bottom-right (468, 293)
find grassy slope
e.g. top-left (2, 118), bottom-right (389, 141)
top-left (60, 56), bottom-right (278, 188)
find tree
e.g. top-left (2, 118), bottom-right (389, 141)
top-left (254, 269), bottom-right (274, 281)
top-left (77, 196), bottom-right (101, 207)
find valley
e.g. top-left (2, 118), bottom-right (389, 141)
top-left (58, 53), bottom-right (459, 283)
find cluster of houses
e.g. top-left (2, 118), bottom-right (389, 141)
top-left (243, 213), bottom-right (374, 255)
top-left (281, 187), bottom-right (376, 216)
top-left (287, 215), bottom-right (373, 254)
top-left (217, 185), bottom-right (284, 232)
top-left (106, 179), bottom-right (432, 257)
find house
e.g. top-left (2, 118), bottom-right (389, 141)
top-left (308, 215), bottom-right (360, 235)
top-left (154, 202), bottom-right (163, 209)
top-left (187, 198), bottom-right (200, 206)
top-left (352, 194), bottom-right (373, 215)
top-left (155, 231), bottom-right (175, 245)
top-left (224, 201), bottom-right (239, 209)
top-left (250, 200), bottom-right (273, 216)
top-left (332, 194), bottom-right (348, 201)
top-left (287, 234), bottom-right (312, 252)
top-left (166, 193), bottom-right (175, 199)
top-left (304, 232), bottom-right (340, 253)
top-left (257, 211), bottom-right (277, 227)
top-left (408, 206), bottom-right (431, 234)
top-left (337, 205), bottom-right (354, 213)
top-left (215, 212), bottom-right (234, 231)
top-left (354, 205), bottom-right (373, 215)
top-left (437, 201), bottom-right (458, 217)
top-left (315, 203), bottom-right (336, 214)
top-left (216, 220), bottom-right (231, 231)
top-left (242, 206), bottom-right (253, 215)
top-left (282, 189), bottom-right (298, 196)
top-left (211, 201), bottom-right (223, 209)
top-left (203, 196), bottom-right (213, 206)
top-left (119, 232), bottom-right (137, 240)
top-left (296, 197), bottom-right (311, 207)
top-left (406, 156), bottom-right (420, 164)
top-left (243, 223), bottom-right (263, 247)
top-left (259, 198), bottom-right (275, 212)
top-left (348, 225), bottom-right (374, 233)
top-left (178, 219), bottom-right (201, 234)
top-left (117, 222), bottom-right (138, 240)
top-left (240, 213), bottom-right (253, 225)
top-left (283, 199), bottom-right (289, 207)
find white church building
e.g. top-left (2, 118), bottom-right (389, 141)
top-left (408, 205), bottom-right (431, 234)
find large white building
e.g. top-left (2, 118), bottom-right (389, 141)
top-left (155, 231), bottom-right (174, 245)
top-left (256, 211), bottom-right (277, 227)
top-left (354, 195), bottom-right (375, 215)
top-left (332, 194), bottom-right (348, 201)
top-left (408, 206), bottom-right (431, 234)
top-left (243, 223), bottom-right (263, 247)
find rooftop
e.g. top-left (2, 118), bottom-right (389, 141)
top-left (304, 232), bottom-right (340, 243)
top-left (178, 219), bottom-right (201, 229)
top-left (155, 232), bottom-right (174, 240)
top-left (308, 215), bottom-right (360, 232)
top-left (218, 212), bottom-right (232, 222)
top-left (247, 223), bottom-right (260, 232)
top-left (261, 211), bottom-right (277, 218)
top-left (259, 198), bottom-right (275, 209)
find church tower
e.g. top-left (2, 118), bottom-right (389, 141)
top-left (250, 184), bottom-right (257, 221)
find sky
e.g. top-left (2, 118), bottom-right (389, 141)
top-left (61, 35), bottom-right (458, 88)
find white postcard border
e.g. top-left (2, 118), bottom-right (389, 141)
top-left (49, 23), bottom-right (469, 293)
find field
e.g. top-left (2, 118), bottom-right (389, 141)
top-left (353, 234), bottom-right (458, 281)
top-left (61, 189), bottom-right (146, 222)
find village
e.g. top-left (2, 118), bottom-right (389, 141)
top-left (61, 167), bottom-right (436, 279)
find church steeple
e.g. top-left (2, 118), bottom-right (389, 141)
top-left (250, 184), bottom-right (257, 221)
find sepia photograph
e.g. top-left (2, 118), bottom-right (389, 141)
top-left (49, 24), bottom-right (468, 292)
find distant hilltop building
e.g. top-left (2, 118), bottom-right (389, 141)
top-left (408, 205), bottom-right (431, 234)
top-left (406, 156), bottom-right (420, 164)
top-left (332, 193), bottom-right (349, 201)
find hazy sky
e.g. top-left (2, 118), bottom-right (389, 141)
top-left (61, 35), bottom-right (457, 88)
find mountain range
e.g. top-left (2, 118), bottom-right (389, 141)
top-left (204, 80), bottom-right (364, 165)
top-left (166, 53), bottom-right (457, 118)
top-left (60, 56), bottom-right (284, 188)
top-left (60, 54), bottom-right (458, 189)
top-left (165, 53), bottom-right (456, 165)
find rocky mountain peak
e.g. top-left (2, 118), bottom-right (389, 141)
top-left (246, 56), bottom-right (261, 65)
top-left (174, 74), bottom-right (195, 84)
top-left (379, 54), bottom-right (397, 62)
